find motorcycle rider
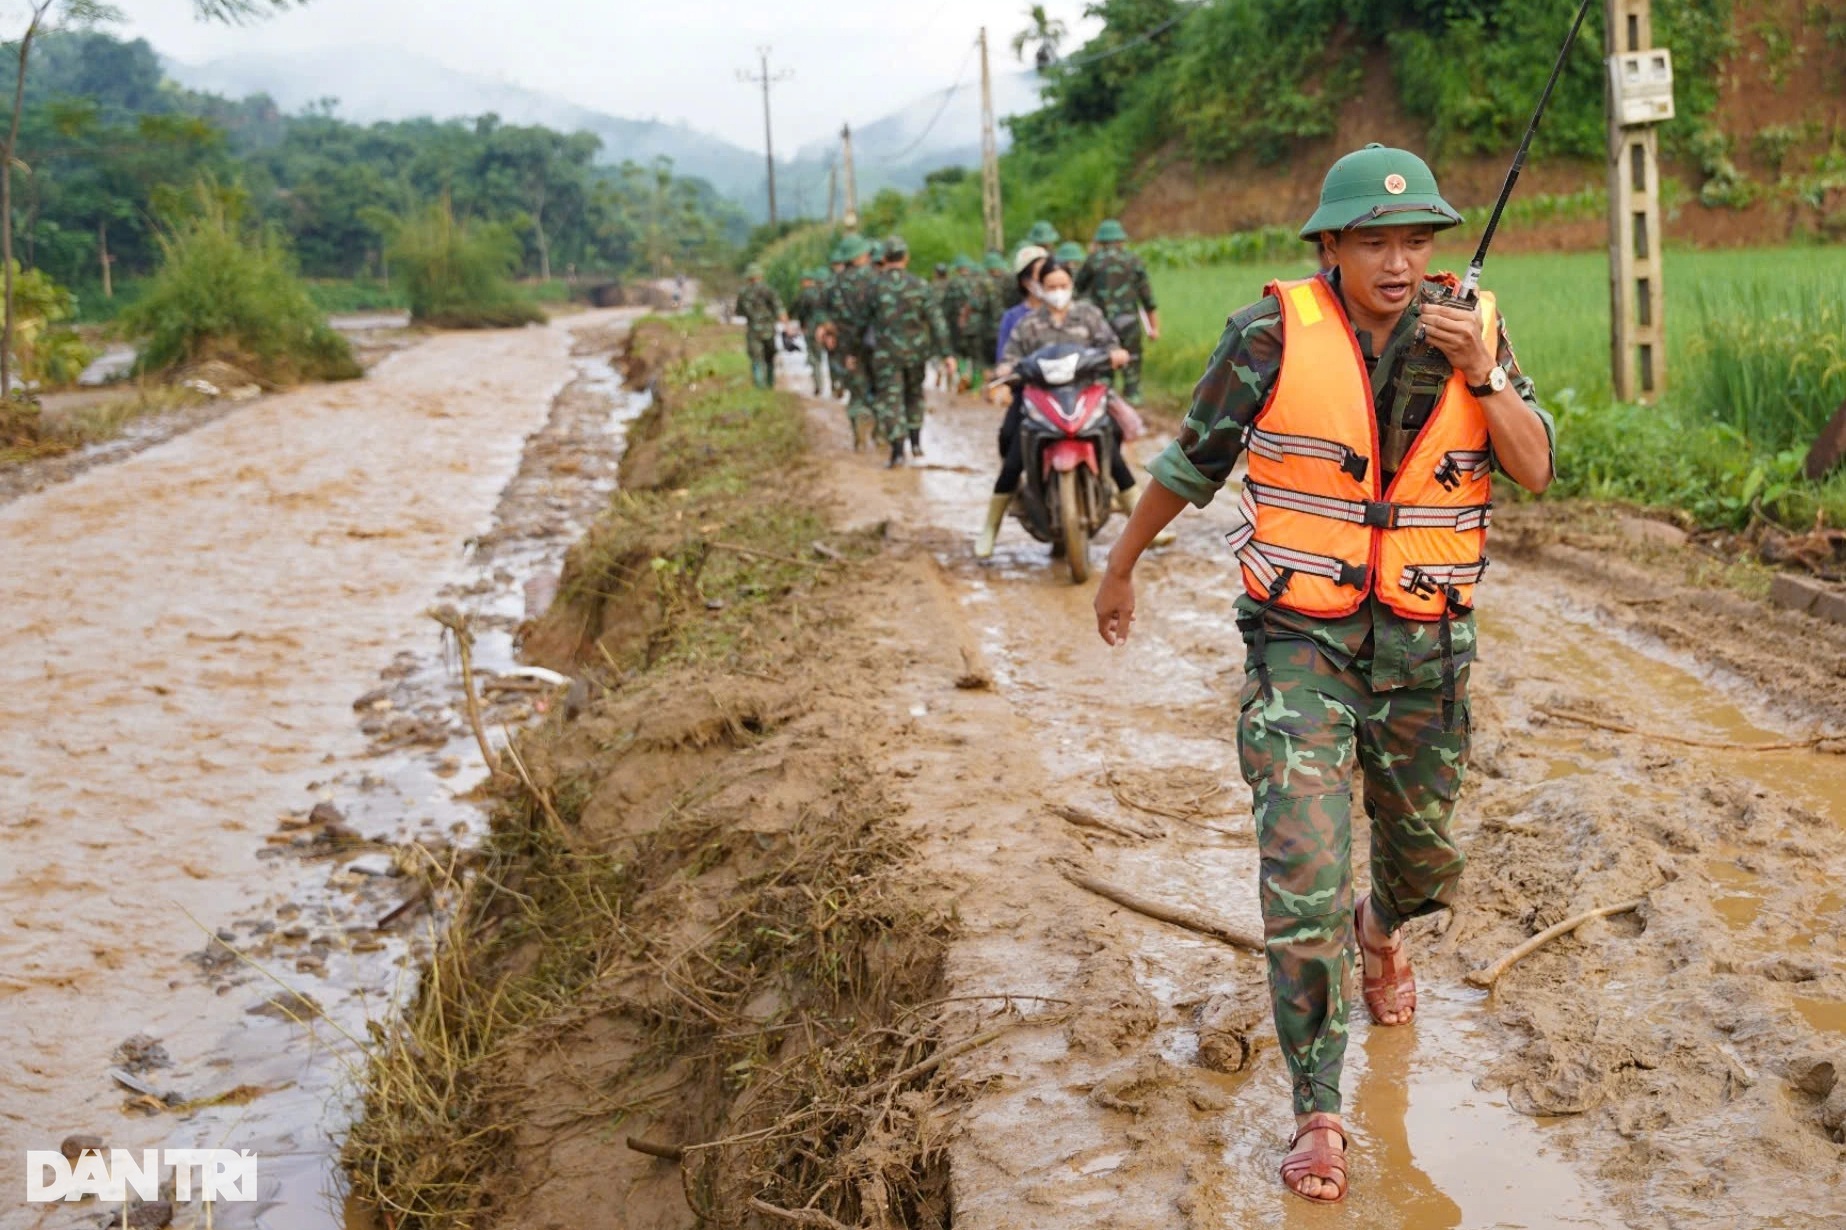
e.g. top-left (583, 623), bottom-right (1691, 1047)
top-left (974, 258), bottom-right (1134, 560)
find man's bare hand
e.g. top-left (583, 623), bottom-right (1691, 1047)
top-left (1094, 569), bottom-right (1136, 645)
top-left (1109, 348), bottom-right (1131, 369)
top-left (1419, 303), bottom-right (1495, 386)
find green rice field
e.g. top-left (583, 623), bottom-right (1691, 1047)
top-left (1146, 245), bottom-right (1846, 529)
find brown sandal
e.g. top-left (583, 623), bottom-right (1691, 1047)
top-left (1280, 1112), bottom-right (1348, 1204)
top-left (1357, 896), bottom-right (1417, 1025)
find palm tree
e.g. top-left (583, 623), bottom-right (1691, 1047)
top-left (1010, 4), bottom-right (1068, 72)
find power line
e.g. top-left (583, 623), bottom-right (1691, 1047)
top-left (1048, 6), bottom-right (1191, 72)
top-left (873, 36), bottom-right (980, 165)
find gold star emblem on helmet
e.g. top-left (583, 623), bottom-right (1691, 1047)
top-left (1384, 173), bottom-right (1408, 195)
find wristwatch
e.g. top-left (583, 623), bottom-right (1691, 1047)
top-left (1467, 366), bottom-right (1508, 397)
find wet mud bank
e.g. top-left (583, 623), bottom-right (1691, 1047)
top-left (806, 389), bottom-right (1846, 1228)
top-left (0, 310), bottom-right (639, 1230)
top-left (341, 319), bottom-right (967, 1230)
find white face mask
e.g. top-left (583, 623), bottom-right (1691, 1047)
top-left (1043, 287), bottom-right (1073, 310)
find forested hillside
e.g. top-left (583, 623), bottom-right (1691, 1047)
top-left (13, 31), bottom-right (747, 308)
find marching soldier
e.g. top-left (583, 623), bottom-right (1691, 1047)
top-left (866, 235), bottom-right (954, 468)
top-left (734, 265), bottom-right (786, 389)
top-left (1075, 219), bottom-right (1159, 403)
top-left (1093, 145), bottom-right (1555, 1206)
top-left (820, 237), bottom-right (878, 449)
top-left (791, 267), bottom-right (829, 396)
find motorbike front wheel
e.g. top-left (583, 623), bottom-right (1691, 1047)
top-left (1058, 468), bottom-right (1090, 584)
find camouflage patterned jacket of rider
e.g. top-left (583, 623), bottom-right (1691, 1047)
top-left (999, 300), bottom-right (1120, 368)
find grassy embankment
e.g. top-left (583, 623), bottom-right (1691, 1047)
top-left (1146, 244), bottom-right (1846, 531)
top-left (342, 315), bottom-right (960, 1230)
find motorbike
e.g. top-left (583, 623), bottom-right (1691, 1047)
top-left (1000, 343), bottom-right (1124, 583)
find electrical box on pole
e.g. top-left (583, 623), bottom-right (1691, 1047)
top-left (1605, 1), bottom-right (1671, 402)
top-left (979, 27), bottom-right (1004, 255)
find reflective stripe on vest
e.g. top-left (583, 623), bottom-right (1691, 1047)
top-left (1229, 274), bottom-right (1497, 621)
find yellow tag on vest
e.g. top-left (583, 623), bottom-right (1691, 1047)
top-left (1288, 282), bottom-right (1323, 326)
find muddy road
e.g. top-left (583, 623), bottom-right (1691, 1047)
top-left (0, 309), bottom-right (645, 1229)
top-left (813, 382), bottom-right (1846, 1228)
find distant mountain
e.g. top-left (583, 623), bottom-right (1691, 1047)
top-left (161, 45), bottom-right (1048, 220)
top-left (161, 45), bottom-right (768, 202)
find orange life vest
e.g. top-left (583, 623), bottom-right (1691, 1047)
top-left (1228, 273), bottom-right (1497, 622)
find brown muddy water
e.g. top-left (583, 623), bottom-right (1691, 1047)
top-left (820, 386), bottom-right (1845, 1229)
top-left (0, 310), bottom-right (647, 1229)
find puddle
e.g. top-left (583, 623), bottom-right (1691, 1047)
top-left (0, 313), bottom-right (642, 1230)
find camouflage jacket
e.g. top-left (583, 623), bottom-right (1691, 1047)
top-left (867, 267), bottom-right (951, 363)
top-left (792, 284), bottom-right (827, 331)
top-left (938, 273), bottom-right (977, 338)
top-left (735, 282), bottom-right (784, 339)
top-left (824, 265), bottom-right (878, 352)
top-left (999, 300), bottom-right (1120, 368)
top-left (1075, 247), bottom-right (1156, 333)
top-left (1148, 268), bottom-right (1556, 692)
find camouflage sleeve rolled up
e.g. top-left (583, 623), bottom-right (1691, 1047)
top-left (1131, 254), bottom-right (1156, 312)
top-left (1147, 295), bottom-right (1283, 508)
top-left (927, 286), bottom-right (951, 357)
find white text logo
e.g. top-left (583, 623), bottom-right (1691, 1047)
top-left (25, 1150), bottom-right (258, 1202)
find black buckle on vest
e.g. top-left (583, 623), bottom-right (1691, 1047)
top-left (1404, 568), bottom-right (1440, 599)
top-left (1433, 457), bottom-right (1461, 490)
top-left (1362, 500), bottom-right (1397, 528)
top-left (1338, 561), bottom-right (1370, 589)
top-left (1341, 453), bottom-right (1370, 483)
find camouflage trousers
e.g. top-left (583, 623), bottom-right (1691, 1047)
top-left (746, 333), bottom-right (778, 389)
top-left (803, 330), bottom-right (827, 395)
top-left (1235, 638), bottom-right (1470, 1115)
top-left (1114, 337), bottom-right (1145, 403)
top-left (835, 346), bottom-right (873, 423)
top-left (870, 354), bottom-right (927, 443)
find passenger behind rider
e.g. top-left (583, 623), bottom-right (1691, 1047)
top-left (974, 254), bottom-right (1138, 559)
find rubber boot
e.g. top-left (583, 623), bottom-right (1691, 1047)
top-left (974, 493), bottom-right (1011, 560)
top-left (909, 428), bottom-right (924, 459)
top-left (887, 436), bottom-right (907, 469)
top-left (1114, 485), bottom-right (1175, 547)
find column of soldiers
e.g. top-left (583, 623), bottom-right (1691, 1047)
top-left (752, 216), bottom-right (1156, 461)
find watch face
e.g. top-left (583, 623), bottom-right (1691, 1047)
top-left (1489, 366), bottom-right (1507, 392)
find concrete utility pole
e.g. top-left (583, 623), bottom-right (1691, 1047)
top-left (1605, 0), bottom-right (1673, 401)
top-left (739, 47), bottom-right (792, 225)
top-left (840, 123), bottom-right (859, 229)
top-left (827, 160), bottom-right (838, 224)
top-left (979, 27), bottom-right (1004, 254)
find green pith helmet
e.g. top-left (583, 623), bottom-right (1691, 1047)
top-left (803, 267), bottom-right (827, 282)
top-left (1055, 241), bottom-right (1086, 264)
top-left (952, 253), bottom-right (979, 272)
top-left (1300, 143), bottom-right (1462, 239)
top-left (1024, 219), bottom-right (1061, 247)
top-left (828, 239), bottom-right (854, 264)
top-left (882, 235), bottom-right (908, 261)
top-left (984, 252), bottom-right (1007, 273)
top-left (744, 263), bottom-right (763, 279)
top-left (1094, 218), bottom-right (1128, 243)
top-left (867, 239), bottom-right (887, 263)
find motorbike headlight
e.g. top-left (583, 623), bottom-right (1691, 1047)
top-left (1039, 354), bottom-right (1080, 386)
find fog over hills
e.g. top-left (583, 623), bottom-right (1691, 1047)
top-left (161, 44), bottom-right (1045, 220)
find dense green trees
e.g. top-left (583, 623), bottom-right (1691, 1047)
top-left (2, 30), bottom-right (745, 311)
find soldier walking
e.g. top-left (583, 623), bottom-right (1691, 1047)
top-left (1093, 145), bottom-right (1555, 1206)
top-left (791, 267), bottom-right (829, 396)
top-left (867, 235), bottom-right (955, 468)
top-left (735, 265), bottom-right (787, 390)
top-left (1075, 219), bottom-right (1159, 403)
top-left (820, 237), bottom-right (879, 450)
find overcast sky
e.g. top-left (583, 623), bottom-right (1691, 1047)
top-left (112, 0), bottom-right (1102, 149)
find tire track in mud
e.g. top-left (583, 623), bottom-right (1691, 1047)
top-left (814, 385), bottom-right (1846, 1229)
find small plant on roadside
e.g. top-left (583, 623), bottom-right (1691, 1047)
top-left (120, 179), bottom-right (360, 386)
top-left (384, 199), bottom-right (546, 330)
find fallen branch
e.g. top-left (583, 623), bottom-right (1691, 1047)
top-left (429, 606), bottom-right (500, 775)
top-left (1057, 862), bottom-right (1263, 953)
top-left (747, 1198), bottom-right (852, 1230)
top-left (1464, 899), bottom-right (1645, 988)
top-left (500, 730), bottom-right (568, 836)
top-left (879, 1022), bottom-right (1018, 1090)
top-left (625, 1137), bottom-right (685, 1163)
top-left (1537, 706), bottom-right (1845, 754)
top-left (1050, 803), bottom-right (1161, 842)
top-left (1106, 770), bottom-right (1250, 837)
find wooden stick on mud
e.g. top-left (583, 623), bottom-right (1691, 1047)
top-left (1537, 706), bottom-right (1845, 754)
top-left (1057, 862), bottom-right (1264, 953)
top-left (429, 606), bottom-right (500, 775)
top-left (1463, 899), bottom-right (1645, 989)
top-left (707, 540), bottom-right (834, 570)
top-left (746, 1198), bottom-right (852, 1230)
top-left (624, 1136), bottom-right (685, 1162)
top-left (1051, 803), bottom-right (1162, 842)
